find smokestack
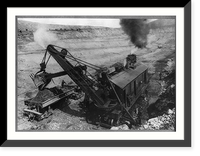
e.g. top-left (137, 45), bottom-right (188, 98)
top-left (120, 19), bottom-right (150, 48)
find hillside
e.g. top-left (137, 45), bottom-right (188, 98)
top-left (17, 19), bottom-right (121, 32)
top-left (148, 19), bottom-right (175, 29)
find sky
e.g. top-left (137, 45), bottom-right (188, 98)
top-left (19, 18), bottom-right (121, 28)
top-left (19, 18), bottom-right (157, 28)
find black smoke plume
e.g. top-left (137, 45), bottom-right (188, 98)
top-left (120, 19), bottom-right (150, 48)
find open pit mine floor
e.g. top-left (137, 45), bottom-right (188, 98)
top-left (17, 19), bottom-right (175, 131)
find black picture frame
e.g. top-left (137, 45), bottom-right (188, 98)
top-left (3, 3), bottom-right (191, 147)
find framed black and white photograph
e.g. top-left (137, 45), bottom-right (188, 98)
top-left (4, 4), bottom-right (191, 147)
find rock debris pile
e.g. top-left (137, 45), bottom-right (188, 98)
top-left (110, 108), bottom-right (175, 131)
top-left (110, 124), bottom-right (130, 130)
top-left (141, 108), bottom-right (175, 130)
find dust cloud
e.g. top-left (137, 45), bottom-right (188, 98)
top-left (120, 19), bottom-right (150, 48)
top-left (33, 25), bottom-right (58, 48)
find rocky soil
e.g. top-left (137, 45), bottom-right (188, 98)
top-left (17, 19), bottom-right (176, 131)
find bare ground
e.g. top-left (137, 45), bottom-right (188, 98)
top-left (17, 23), bottom-right (175, 131)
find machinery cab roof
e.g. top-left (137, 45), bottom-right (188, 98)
top-left (110, 64), bottom-right (148, 89)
